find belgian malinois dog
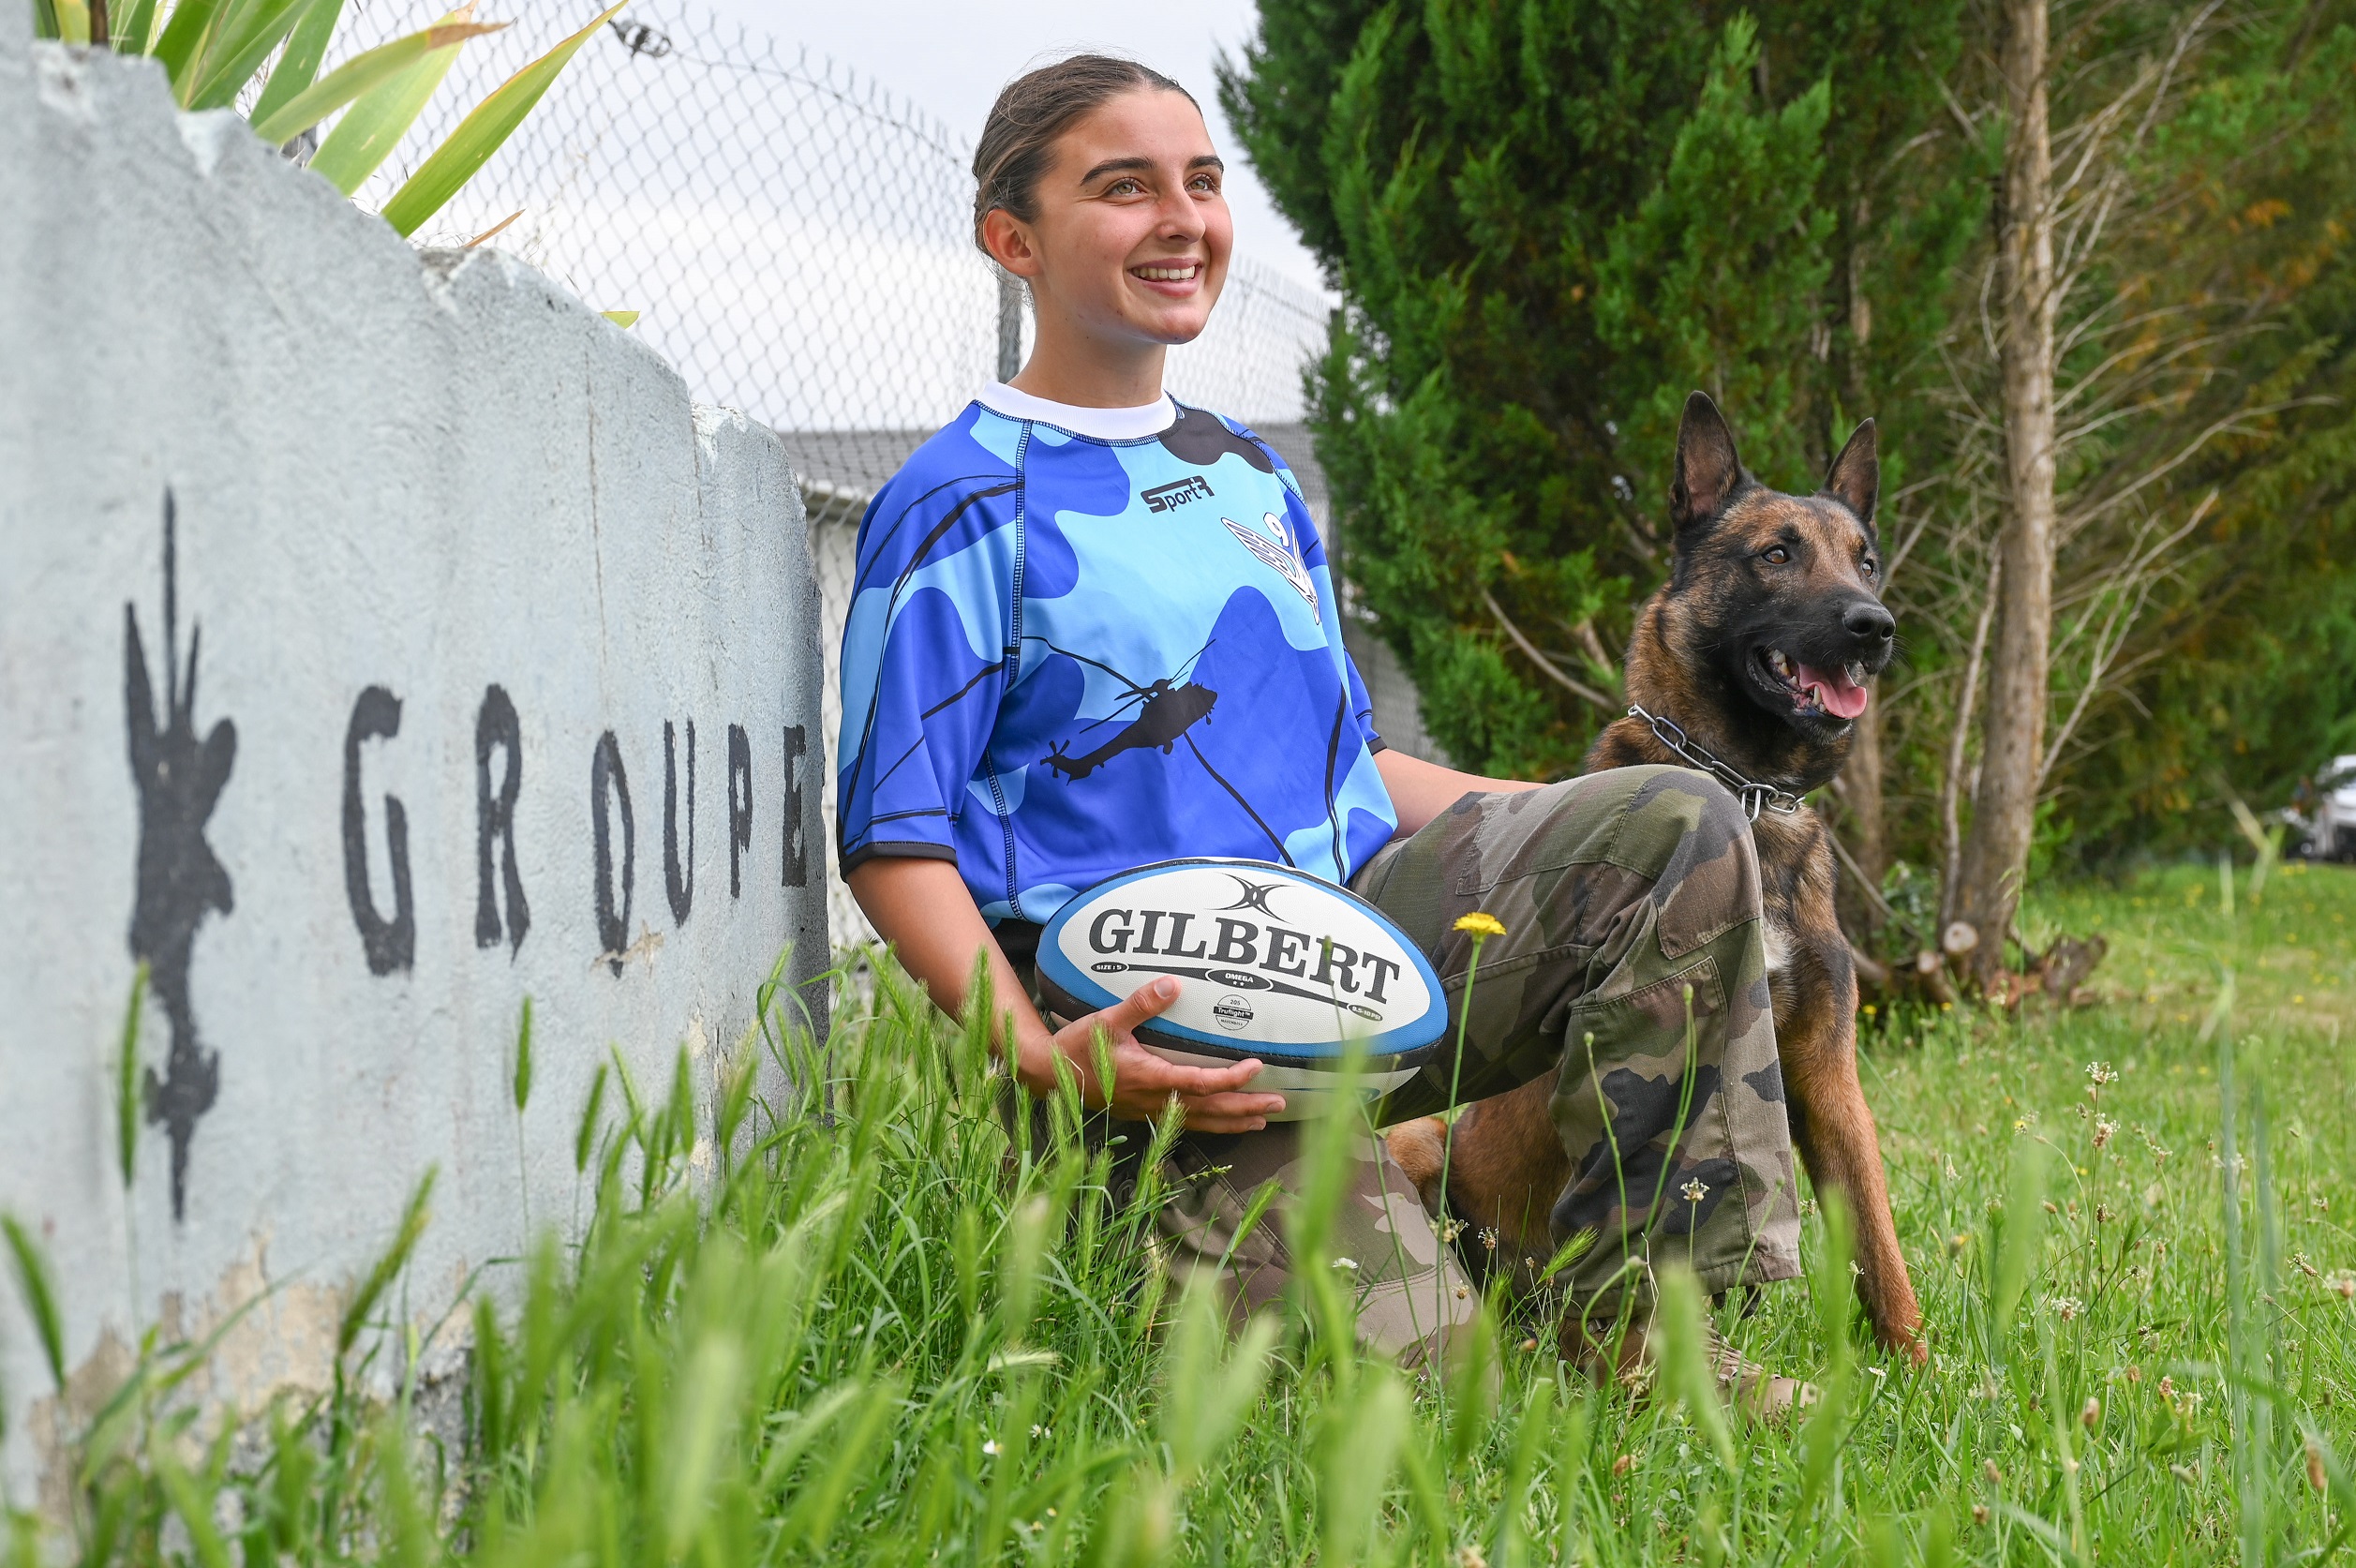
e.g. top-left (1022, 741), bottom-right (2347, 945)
top-left (1388, 391), bottom-right (1924, 1361)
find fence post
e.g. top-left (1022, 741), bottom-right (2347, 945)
top-left (996, 268), bottom-right (1023, 382)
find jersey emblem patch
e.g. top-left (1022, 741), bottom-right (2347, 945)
top-left (1222, 512), bottom-right (1320, 625)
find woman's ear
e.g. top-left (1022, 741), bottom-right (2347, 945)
top-left (982, 208), bottom-right (1043, 279)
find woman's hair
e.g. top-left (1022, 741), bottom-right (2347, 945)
top-left (972, 55), bottom-right (1198, 254)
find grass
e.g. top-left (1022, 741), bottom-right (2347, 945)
top-left (7, 859), bottom-right (2356, 1566)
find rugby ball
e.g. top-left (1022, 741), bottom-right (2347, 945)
top-left (1035, 859), bottom-right (1448, 1121)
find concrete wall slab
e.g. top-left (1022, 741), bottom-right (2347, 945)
top-left (0, 31), bottom-right (827, 1508)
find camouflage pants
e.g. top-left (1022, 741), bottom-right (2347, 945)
top-left (1116, 766), bottom-right (1803, 1365)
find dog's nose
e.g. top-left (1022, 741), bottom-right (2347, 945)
top-left (1843, 601), bottom-right (1896, 644)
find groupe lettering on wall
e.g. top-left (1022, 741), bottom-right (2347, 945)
top-left (477, 684), bottom-right (529, 954)
top-left (123, 493), bottom-right (815, 1220)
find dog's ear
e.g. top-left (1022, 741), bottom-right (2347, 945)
top-left (1671, 392), bottom-right (1746, 532)
top-left (1822, 418), bottom-right (1879, 525)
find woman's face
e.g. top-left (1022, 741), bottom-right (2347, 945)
top-left (987, 88), bottom-right (1233, 351)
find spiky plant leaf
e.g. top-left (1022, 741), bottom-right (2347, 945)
top-left (116, 965), bottom-right (146, 1192)
top-left (151, 0), bottom-right (227, 96)
top-left (1, 1215), bottom-right (67, 1395)
top-left (336, 1168), bottom-right (436, 1358)
top-left (183, 0), bottom-right (312, 111)
top-left (250, 18), bottom-right (504, 145)
top-left (247, 0), bottom-right (346, 126)
top-left (307, 3), bottom-right (475, 196)
top-left (379, 1), bottom-right (624, 237)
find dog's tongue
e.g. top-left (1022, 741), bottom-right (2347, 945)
top-left (1797, 662), bottom-right (1870, 719)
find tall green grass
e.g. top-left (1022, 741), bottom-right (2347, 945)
top-left (7, 859), bottom-right (2356, 1565)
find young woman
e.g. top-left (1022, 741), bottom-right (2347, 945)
top-left (838, 55), bottom-right (1805, 1400)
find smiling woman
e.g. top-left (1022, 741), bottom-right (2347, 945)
top-left (830, 53), bottom-right (1812, 1396)
top-left (970, 57), bottom-right (1232, 409)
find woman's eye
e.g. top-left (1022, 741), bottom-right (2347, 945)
top-left (1106, 178), bottom-right (1142, 197)
top-left (1762, 546), bottom-right (1791, 565)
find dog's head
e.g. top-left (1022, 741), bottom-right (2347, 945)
top-left (1660, 391), bottom-right (1894, 742)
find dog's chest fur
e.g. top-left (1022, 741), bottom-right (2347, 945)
top-left (1751, 806), bottom-right (1835, 1018)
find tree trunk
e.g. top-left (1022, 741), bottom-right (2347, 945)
top-left (1953, 0), bottom-right (2058, 988)
top-left (1940, 560), bottom-right (1999, 933)
top-left (1842, 698), bottom-right (1888, 905)
top-left (1835, 217), bottom-right (1886, 925)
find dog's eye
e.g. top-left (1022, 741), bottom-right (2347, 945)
top-left (1761, 546), bottom-right (1791, 565)
top-left (1862, 557), bottom-right (1879, 576)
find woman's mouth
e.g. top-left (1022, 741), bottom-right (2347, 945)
top-left (1131, 261), bottom-right (1200, 283)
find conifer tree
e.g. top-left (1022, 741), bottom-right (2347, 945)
top-left (1222, 0), bottom-right (1977, 784)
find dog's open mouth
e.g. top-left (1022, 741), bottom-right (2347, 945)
top-left (1758, 648), bottom-right (1871, 720)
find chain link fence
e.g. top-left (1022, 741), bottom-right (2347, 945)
top-left (317, 0), bottom-right (1437, 949)
top-left (335, 0), bottom-right (1333, 482)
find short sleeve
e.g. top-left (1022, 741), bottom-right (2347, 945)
top-left (1343, 645), bottom-right (1385, 753)
top-left (835, 459), bottom-right (1021, 878)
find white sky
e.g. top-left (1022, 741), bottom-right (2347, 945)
top-left (687, 0), bottom-right (1329, 295)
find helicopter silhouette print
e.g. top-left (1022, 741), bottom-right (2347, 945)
top-left (1037, 636), bottom-right (1218, 782)
top-left (1035, 636), bottom-right (1298, 868)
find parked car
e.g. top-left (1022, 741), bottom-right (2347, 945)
top-left (2307, 754), bottom-right (2356, 860)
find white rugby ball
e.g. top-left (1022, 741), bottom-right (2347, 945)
top-left (1035, 859), bottom-right (1448, 1121)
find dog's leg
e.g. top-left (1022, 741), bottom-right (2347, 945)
top-left (1384, 1081), bottom-right (1565, 1292)
top-left (1781, 997), bottom-right (1923, 1360)
top-left (1384, 1116), bottom-right (1452, 1218)
top-left (1447, 1082), bottom-right (1564, 1290)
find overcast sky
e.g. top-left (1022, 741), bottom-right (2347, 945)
top-left (688, 0), bottom-right (1329, 295)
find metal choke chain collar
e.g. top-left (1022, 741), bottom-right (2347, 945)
top-left (1624, 703), bottom-right (1806, 822)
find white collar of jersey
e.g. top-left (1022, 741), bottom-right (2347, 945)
top-left (976, 381), bottom-right (1178, 440)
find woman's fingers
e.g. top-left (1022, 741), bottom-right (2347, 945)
top-left (1058, 984), bottom-right (1292, 1127)
top-left (1181, 1090), bottom-right (1290, 1119)
top-left (1087, 975), bottom-right (1183, 1038)
top-left (1112, 1048), bottom-right (1268, 1096)
top-left (1181, 1110), bottom-right (1275, 1134)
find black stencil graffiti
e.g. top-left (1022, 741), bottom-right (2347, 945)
top-left (124, 493), bottom-right (236, 1223)
top-left (727, 723), bottom-right (753, 898)
top-left (781, 724), bottom-right (809, 889)
top-left (591, 730), bottom-right (634, 973)
top-left (343, 686), bottom-right (416, 975)
top-left (664, 719), bottom-right (694, 924)
top-left (475, 684), bottom-right (529, 955)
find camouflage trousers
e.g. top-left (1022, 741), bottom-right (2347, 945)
top-left (1082, 766), bottom-right (1804, 1366)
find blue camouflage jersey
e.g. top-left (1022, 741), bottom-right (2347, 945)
top-left (836, 392), bottom-right (1399, 924)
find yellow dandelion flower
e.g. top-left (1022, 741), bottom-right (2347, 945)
top-left (1454, 912), bottom-right (1508, 938)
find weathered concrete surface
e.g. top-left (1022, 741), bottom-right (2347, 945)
top-left (0, 13), bottom-right (828, 1509)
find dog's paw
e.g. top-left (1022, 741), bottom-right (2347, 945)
top-left (1877, 1309), bottom-right (1930, 1366)
top-left (1383, 1117), bottom-right (1450, 1217)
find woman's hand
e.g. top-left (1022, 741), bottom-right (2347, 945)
top-left (848, 858), bottom-right (1284, 1132)
top-left (1042, 977), bottom-right (1286, 1131)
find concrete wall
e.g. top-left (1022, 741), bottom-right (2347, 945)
top-left (0, 14), bottom-right (828, 1510)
